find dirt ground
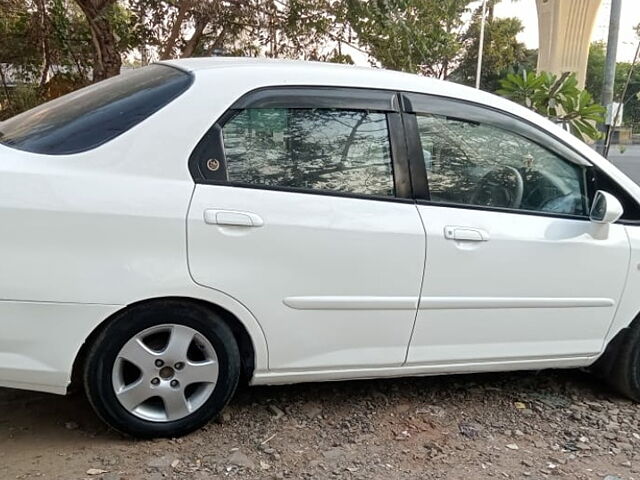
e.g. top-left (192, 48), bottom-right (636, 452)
top-left (1, 369), bottom-right (639, 480)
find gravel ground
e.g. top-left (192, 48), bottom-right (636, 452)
top-left (1, 369), bottom-right (640, 480)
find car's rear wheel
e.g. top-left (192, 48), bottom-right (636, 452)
top-left (84, 300), bottom-right (240, 438)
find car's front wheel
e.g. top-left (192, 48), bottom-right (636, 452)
top-left (84, 301), bottom-right (240, 438)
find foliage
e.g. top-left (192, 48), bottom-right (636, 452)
top-left (0, 0), bottom-right (536, 120)
top-left (130, 0), bottom-right (350, 63)
top-left (450, 10), bottom-right (532, 91)
top-left (344, 0), bottom-right (472, 77)
top-left (497, 70), bottom-right (605, 141)
top-left (586, 41), bottom-right (640, 130)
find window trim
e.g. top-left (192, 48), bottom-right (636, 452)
top-left (188, 86), bottom-right (413, 201)
top-left (400, 92), bottom-right (608, 221)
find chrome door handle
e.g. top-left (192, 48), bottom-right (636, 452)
top-left (204, 209), bottom-right (264, 227)
top-left (444, 226), bottom-right (489, 242)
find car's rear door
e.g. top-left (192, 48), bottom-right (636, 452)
top-left (187, 87), bottom-right (425, 371)
top-left (401, 93), bottom-right (630, 366)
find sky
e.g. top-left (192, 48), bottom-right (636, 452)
top-left (493, 0), bottom-right (640, 62)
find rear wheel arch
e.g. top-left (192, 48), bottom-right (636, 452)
top-left (70, 296), bottom-right (257, 392)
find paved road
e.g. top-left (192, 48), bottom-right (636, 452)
top-left (609, 144), bottom-right (640, 185)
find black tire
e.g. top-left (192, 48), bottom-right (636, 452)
top-left (83, 300), bottom-right (240, 438)
top-left (593, 318), bottom-right (640, 401)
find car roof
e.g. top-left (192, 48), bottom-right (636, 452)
top-left (160, 56), bottom-right (493, 105)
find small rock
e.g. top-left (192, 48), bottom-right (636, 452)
top-left (322, 447), bottom-right (345, 461)
top-left (103, 474), bottom-right (122, 480)
top-left (514, 402), bottom-right (527, 410)
top-left (147, 456), bottom-right (173, 469)
top-left (269, 405), bottom-right (285, 420)
top-left (585, 401), bottom-right (603, 412)
top-left (603, 476), bottom-right (623, 480)
top-left (260, 460), bottom-right (271, 470)
top-left (228, 451), bottom-right (256, 469)
top-left (459, 422), bottom-right (480, 439)
top-left (86, 469), bottom-right (108, 476)
top-left (171, 459), bottom-right (180, 469)
top-left (616, 442), bottom-right (633, 451)
top-left (301, 403), bottom-right (323, 419)
top-left (506, 444), bottom-right (519, 450)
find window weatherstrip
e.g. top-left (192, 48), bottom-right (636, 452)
top-left (229, 86), bottom-right (399, 112)
top-left (400, 93), bottom-right (591, 168)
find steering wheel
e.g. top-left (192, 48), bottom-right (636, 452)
top-left (469, 165), bottom-right (524, 209)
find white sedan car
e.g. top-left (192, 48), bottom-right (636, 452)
top-left (1, 58), bottom-right (639, 438)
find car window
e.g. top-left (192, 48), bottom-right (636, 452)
top-left (0, 64), bottom-right (192, 155)
top-left (416, 114), bottom-right (589, 216)
top-left (221, 108), bottom-right (395, 197)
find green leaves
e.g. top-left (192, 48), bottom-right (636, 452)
top-left (345, 0), bottom-right (472, 77)
top-left (497, 70), bottom-right (605, 141)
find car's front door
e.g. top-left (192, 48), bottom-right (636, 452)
top-left (402, 93), bottom-right (631, 366)
top-left (187, 88), bottom-right (426, 371)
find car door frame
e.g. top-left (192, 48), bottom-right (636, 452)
top-left (188, 86), bottom-right (414, 202)
top-left (397, 90), bottom-right (637, 367)
top-left (185, 85), bottom-right (436, 373)
top-left (398, 91), bottom-right (605, 214)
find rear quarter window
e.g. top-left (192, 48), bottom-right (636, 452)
top-left (0, 64), bottom-right (192, 155)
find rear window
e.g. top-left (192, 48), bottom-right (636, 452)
top-left (0, 64), bottom-right (192, 155)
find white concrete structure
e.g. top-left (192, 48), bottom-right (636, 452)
top-left (536, 0), bottom-right (602, 87)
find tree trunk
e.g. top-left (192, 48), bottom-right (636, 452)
top-left (204, 27), bottom-right (227, 56)
top-left (74, 0), bottom-right (122, 81)
top-left (35, 0), bottom-right (51, 88)
top-left (160, 0), bottom-right (193, 60)
top-left (181, 17), bottom-right (208, 58)
top-left (0, 64), bottom-right (12, 111)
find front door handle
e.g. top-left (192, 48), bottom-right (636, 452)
top-left (204, 209), bottom-right (264, 227)
top-left (444, 226), bottom-right (489, 242)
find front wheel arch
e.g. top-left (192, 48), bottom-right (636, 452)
top-left (591, 312), bottom-right (640, 400)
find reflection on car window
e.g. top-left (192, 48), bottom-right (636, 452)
top-left (222, 108), bottom-right (394, 197)
top-left (416, 114), bottom-right (588, 216)
top-left (0, 64), bottom-right (192, 155)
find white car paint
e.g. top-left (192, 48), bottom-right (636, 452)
top-left (188, 185), bottom-right (425, 370)
top-left (408, 205), bottom-right (629, 364)
top-left (0, 57), bottom-right (639, 395)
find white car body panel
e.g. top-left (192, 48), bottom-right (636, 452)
top-left (409, 206), bottom-right (630, 364)
top-left (0, 57), bottom-right (638, 394)
top-left (188, 185), bottom-right (425, 370)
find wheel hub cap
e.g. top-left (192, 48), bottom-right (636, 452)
top-left (111, 324), bottom-right (219, 422)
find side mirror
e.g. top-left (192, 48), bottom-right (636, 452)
top-left (590, 190), bottom-right (624, 224)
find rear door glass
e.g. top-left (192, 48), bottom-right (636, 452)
top-left (0, 64), bottom-right (192, 155)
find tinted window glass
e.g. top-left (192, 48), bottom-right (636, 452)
top-left (416, 114), bottom-right (589, 216)
top-left (0, 64), bottom-right (192, 155)
top-left (222, 108), bottom-right (394, 197)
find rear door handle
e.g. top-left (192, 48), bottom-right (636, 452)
top-left (204, 209), bottom-right (264, 227)
top-left (444, 226), bottom-right (489, 242)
